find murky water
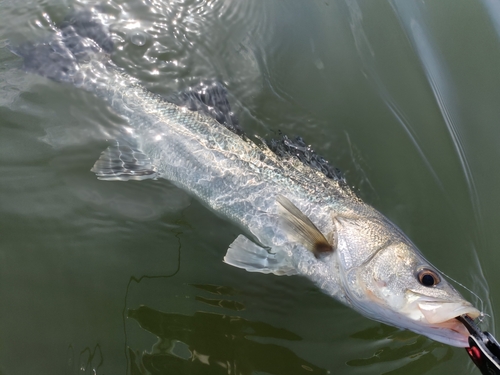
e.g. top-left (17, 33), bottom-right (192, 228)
top-left (1, 0), bottom-right (500, 374)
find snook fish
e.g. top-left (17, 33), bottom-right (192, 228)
top-left (12, 11), bottom-right (480, 347)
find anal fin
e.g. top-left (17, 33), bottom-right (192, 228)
top-left (91, 140), bottom-right (158, 181)
top-left (224, 235), bottom-right (296, 276)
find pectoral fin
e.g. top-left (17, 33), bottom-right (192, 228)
top-left (91, 140), bottom-right (158, 181)
top-left (276, 195), bottom-right (334, 258)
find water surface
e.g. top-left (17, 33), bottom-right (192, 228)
top-left (1, 0), bottom-right (500, 374)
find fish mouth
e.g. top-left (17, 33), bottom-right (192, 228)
top-left (417, 301), bottom-right (480, 347)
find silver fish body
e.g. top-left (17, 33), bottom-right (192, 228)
top-left (14, 12), bottom-right (480, 348)
top-left (81, 61), bottom-right (480, 347)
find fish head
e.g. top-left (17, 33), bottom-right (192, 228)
top-left (333, 212), bottom-right (480, 347)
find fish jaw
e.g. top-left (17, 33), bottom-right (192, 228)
top-left (402, 292), bottom-right (481, 347)
top-left (424, 318), bottom-right (472, 347)
top-left (359, 293), bottom-right (481, 347)
top-left (405, 314), bottom-right (477, 347)
top-left (361, 297), bottom-right (481, 347)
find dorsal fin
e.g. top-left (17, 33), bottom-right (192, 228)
top-left (276, 195), bottom-right (334, 258)
top-left (267, 134), bottom-right (346, 183)
top-left (166, 81), bottom-right (243, 135)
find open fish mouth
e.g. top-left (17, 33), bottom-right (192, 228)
top-left (422, 315), bottom-right (477, 347)
top-left (428, 316), bottom-right (474, 346)
top-left (417, 302), bottom-right (481, 347)
top-left (401, 290), bottom-right (481, 347)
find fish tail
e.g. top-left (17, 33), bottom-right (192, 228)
top-left (10, 10), bottom-right (113, 84)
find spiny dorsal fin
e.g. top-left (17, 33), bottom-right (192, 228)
top-left (166, 81), bottom-right (243, 135)
top-left (276, 195), bottom-right (334, 258)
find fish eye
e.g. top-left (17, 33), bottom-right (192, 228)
top-left (417, 268), bottom-right (440, 287)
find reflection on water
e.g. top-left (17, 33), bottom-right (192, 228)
top-left (194, 296), bottom-right (245, 312)
top-left (124, 275), bottom-right (454, 375)
top-left (75, 344), bottom-right (104, 375)
top-left (123, 262), bottom-right (325, 375)
top-left (127, 305), bottom-right (326, 375)
top-left (347, 325), bottom-right (453, 375)
top-left (191, 284), bottom-right (245, 311)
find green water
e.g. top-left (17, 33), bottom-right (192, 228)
top-left (1, 0), bottom-right (499, 374)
